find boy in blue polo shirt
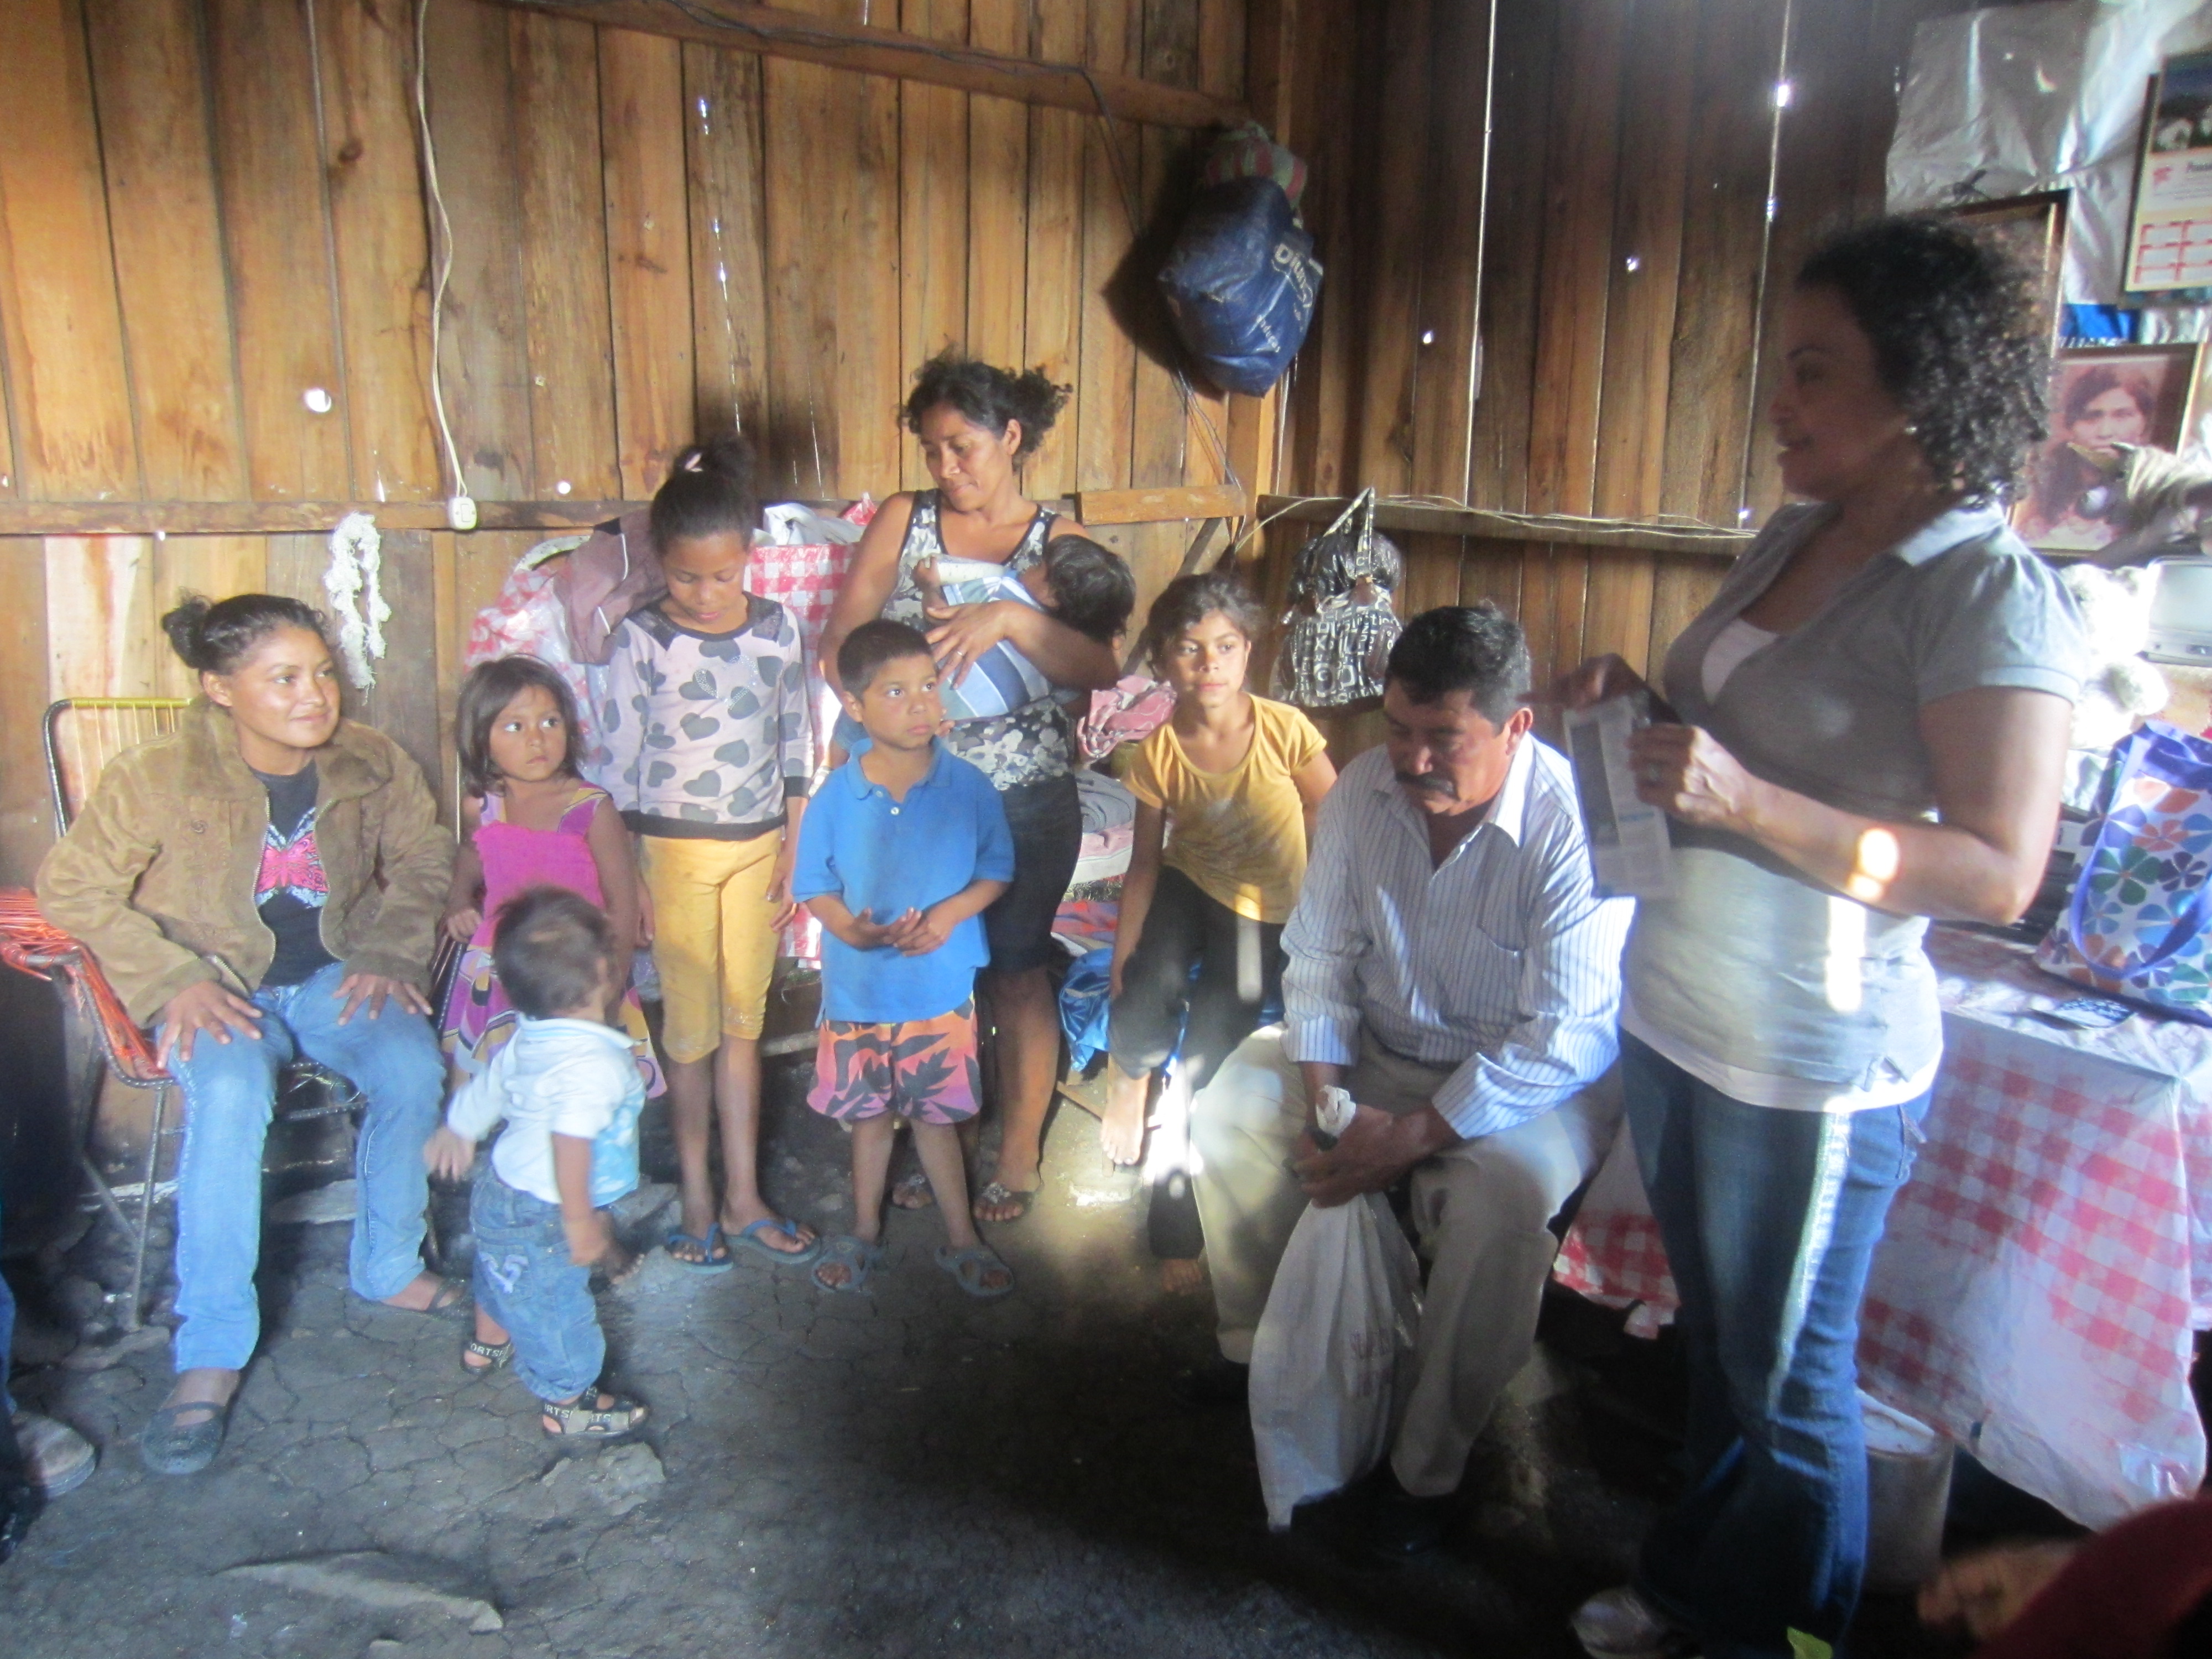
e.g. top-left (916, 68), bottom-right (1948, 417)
top-left (793, 620), bottom-right (1016, 1299)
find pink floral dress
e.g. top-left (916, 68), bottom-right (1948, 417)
top-left (439, 784), bottom-right (664, 1094)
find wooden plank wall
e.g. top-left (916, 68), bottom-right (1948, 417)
top-left (1258, 0), bottom-right (1975, 731)
top-left (0, 0), bottom-right (1248, 884)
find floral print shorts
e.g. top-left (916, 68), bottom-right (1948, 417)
top-left (806, 1001), bottom-right (982, 1126)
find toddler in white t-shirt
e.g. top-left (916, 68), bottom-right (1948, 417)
top-left (425, 886), bottom-right (649, 1443)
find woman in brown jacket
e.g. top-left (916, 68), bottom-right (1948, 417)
top-left (37, 594), bottom-right (455, 1475)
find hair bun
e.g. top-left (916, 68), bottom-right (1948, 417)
top-left (160, 596), bottom-right (215, 670)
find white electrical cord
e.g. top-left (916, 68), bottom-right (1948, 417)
top-left (413, 0), bottom-right (476, 531)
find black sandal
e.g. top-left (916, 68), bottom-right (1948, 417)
top-left (540, 1388), bottom-right (647, 1443)
top-left (461, 1337), bottom-right (512, 1376)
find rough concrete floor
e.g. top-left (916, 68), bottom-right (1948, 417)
top-left (1, 1059), bottom-right (1943, 1659)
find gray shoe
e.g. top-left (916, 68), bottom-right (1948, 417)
top-left (139, 1399), bottom-right (229, 1476)
top-left (11, 1412), bottom-right (95, 1498)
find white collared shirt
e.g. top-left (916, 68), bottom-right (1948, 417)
top-left (1283, 738), bottom-right (1632, 1141)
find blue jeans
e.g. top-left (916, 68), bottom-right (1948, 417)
top-left (1621, 1032), bottom-right (1929, 1659)
top-left (470, 1169), bottom-right (603, 1403)
top-left (163, 962), bottom-right (444, 1372)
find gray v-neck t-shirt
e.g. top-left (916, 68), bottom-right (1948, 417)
top-left (1622, 501), bottom-right (2087, 1102)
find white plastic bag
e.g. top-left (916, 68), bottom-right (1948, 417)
top-left (1248, 1189), bottom-right (1423, 1530)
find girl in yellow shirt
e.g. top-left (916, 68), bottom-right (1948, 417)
top-left (1104, 573), bottom-right (1338, 1225)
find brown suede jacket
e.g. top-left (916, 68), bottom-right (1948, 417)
top-left (35, 701), bottom-right (455, 1025)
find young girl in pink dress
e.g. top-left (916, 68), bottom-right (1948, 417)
top-left (440, 656), bottom-right (661, 1094)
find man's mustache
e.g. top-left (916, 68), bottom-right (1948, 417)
top-left (1395, 771), bottom-right (1456, 796)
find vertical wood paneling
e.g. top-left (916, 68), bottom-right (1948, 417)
top-left (1524, 0), bottom-right (1627, 519)
top-left (1130, 0), bottom-right (1198, 492)
top-left (46, 537), bottom-right (157, 698)
top-left (316, 0), bottom-right (442, 502)
top-left (1352, 0), bottom-right (1432, 497)
top-left (599, 29), bottom-right (695, 499)
top-left (1464, 0), bottom-right (1556, 513)
top-left (425, 0), bottom-right (533, 500)
top-left (205, 0), bottom-right (352, 502)
top-left (509, 11), bottom-right (619, 501)
top-left (1657, 0), bottom-right (1787, 528)
top-left (1020, 1), bottom-right (1086, 500)
top-left (0, 541), bottom-right (50, 880)
top-left (1076, 0), bottom-right (1141, 493)
top-left (83, 0), bottom-right (249, 503)
top-left (966, 0), bottom-right (1030, 373)
top-left (685, 43), bottom-right (773, 447)
top-left (1409, 0), bottom-right (1493, 502)
top-left (899, 0), bottom-right (971, 491)
top-left (0, 0), bottom-right (138, 500)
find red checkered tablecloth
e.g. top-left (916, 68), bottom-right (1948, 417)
top-left (1555, 927), bottom-right (2212, 1526)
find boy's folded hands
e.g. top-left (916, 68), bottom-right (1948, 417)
top-left (883, 904), bottom-right (956, 957)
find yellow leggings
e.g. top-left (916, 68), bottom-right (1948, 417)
top-left (639, 831), bottom-right (781, 1063)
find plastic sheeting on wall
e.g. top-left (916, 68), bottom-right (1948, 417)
top-left (1888, 1), bottom-right (2212, 310)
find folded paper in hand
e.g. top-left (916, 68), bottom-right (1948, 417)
top-left (1564, 695), bottom-right (1676, 899)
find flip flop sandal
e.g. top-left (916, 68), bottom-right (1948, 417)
top-left (461, 1337), bottom-right (513, 1376)
top-left (540, 1389), bottom-right (648, 1444)
top-left (810, 1234), bottom-right (885, 1294)
top-left (727, 1215), bottom-right (823, 1267)
top-left (935, 1244), bottom-right (1015, 1300)
top-left (970, 1181), bottom-right (1036, 1223)
top-left (140, 1398), bottom-right (231, 1475)
top-left (889, 1171), bottom-right (936, 1211)
top-left (664, 1224), bottom-right (735, 1273)
top-left (376, 1278), bottom-right (471, 1319)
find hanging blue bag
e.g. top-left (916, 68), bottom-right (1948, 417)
top-left (2034, 719), bottom-right (2212, 1021)
top-left (1158, 175), bottom-right (1323, 397)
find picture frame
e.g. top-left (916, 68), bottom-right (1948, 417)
top-left (1952, 189), bottom-right (2070, 346)
top-left (2012, 343), bottom-right (2204, 554)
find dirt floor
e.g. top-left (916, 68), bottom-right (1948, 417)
top-left (1, 1056), bottom-right (1986, 1659)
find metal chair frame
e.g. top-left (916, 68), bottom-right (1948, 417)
top-left (40, 698), bottom-right (366, 1329)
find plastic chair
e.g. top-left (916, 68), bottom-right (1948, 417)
top-left (39, 698), bottom-right (368, 1328)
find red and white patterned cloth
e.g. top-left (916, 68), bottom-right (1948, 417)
top-left (1554, 926), bottom-right (2212, 1527)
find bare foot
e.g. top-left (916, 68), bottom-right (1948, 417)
top-left (380, 1270), bottom-right (465, 1313)
top-left (1099, 1068), bottom-right (1149, 1167)
top-left (163, 1366), bottom-right (241, 1413)
top-left (972, 1171), bottom-right (1037, 1224)
top-left (889, 1170), bottom-right (937, 1211)
top-left (1159, 1256), bottom-right (1206, 1295)
top-left (720, 1199), bottom-right (817, 1255)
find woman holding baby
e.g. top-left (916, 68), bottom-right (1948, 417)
top-left (820, 352), bottom-right (1128, 1224)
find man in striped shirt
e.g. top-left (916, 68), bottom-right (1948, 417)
top-left (1189, 603), bottom-right (1631, 1556)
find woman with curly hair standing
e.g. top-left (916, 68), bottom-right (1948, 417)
top-left (1564, 218), bottom-right (2088, 1659)
top-left (820, 352), bottom-right (1121, 1224)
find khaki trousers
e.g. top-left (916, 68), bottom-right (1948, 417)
top-left (1190, 1025), bottom-right (1619, 1498)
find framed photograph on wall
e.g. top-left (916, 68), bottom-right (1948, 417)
top-left (2012, 343), bottom-right (2203, 552)
top-left (1952, 189), bottom-right (2069, 345)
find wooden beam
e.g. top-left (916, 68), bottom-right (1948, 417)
top-left (489, 0), bottom-right (1243, 129)
top-left (0, 500), bottom-right (635, 536)
top-left (1, 494), bottom-right (1273, 538)
top-left (1073, 484), bottom-right (1248, 526)
top-left (1256, 495), bottom-right (1751, 557)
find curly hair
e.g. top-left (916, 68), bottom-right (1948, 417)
top-left (902, 349), bottom-right (1069, 458)
top-left (1796, 215), bottom-right (2049, 505)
